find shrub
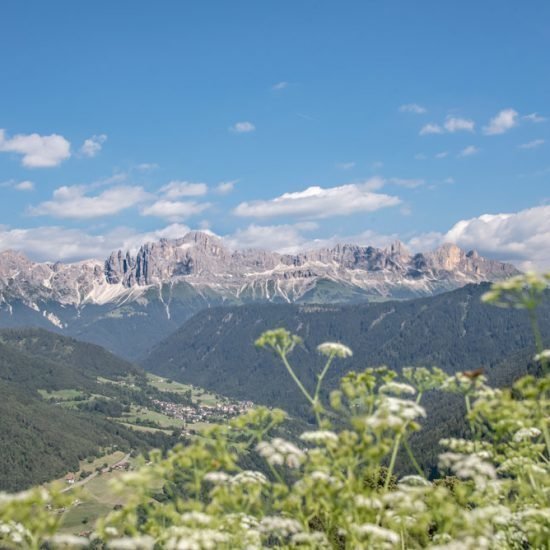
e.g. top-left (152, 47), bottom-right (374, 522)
top-left (0, 273), bottom-right (549, 549)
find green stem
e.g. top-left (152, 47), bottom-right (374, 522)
top-left (277, 348), bottom-right (315, 406)
top-left (402, 437), bottom-right (425, 479)
top-left (528, 309), bottom-right (548, 373)
top-left (465, 393), bottom-right (478, 451)
top-left (383, 434), bottom-right (401, 492)
top-left (312, 354), bottom-right (334, 426)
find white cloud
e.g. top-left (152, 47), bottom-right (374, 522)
top-left (414, 153), bottom-right (427, 160)
top-left (233, 178), bottom-right (400, 219)
top-left (230, 121), bottom-right (255, 133)
top-left (399, 103), bottom-right (427, 114)
top-left (272, 81), bottom-right (289, 91)
top-left (1, 179), bottom-right (35, 191)
top-left (523, 113), bottom-right (546, 123)
top-left (14, 180), bottom-right (34, 191)
top-left (458, 145), bottom-right (479, 157)
top-left (160, 181), bottom-right (208, 198)
top-left (419, 123), bottom-right (443, 135)
top-left (336, 161), bottom-right (356, 170)
top-left (443, 205), bottom-right (550, 270)
top-left (0, 223), bottom-right (191, 262)
top-left (29, 185), bottom-right (149, 219)
top-left (216, 180), bottom-right (237, 194)
top-left (224, 222), bottom-right (317, 252)
top-left (483, 108), bottom-right (519, 135)
top-left (444, 116), bottom-right (475, 133)
top-left (519, 139), bottom-right (544, 150)
top-left (80, 134), bottom-right (107, 157)
top-left (435, 151), bottom-right (448, 159)
top-left (0, 129), bottom-right (71, 167)
top-left (389, 178), bottom-right (425, 188)
top-left (140, 200), bottom-right (210, 221)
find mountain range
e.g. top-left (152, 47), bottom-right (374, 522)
top-left (0, 231), bottom-right (519, 358)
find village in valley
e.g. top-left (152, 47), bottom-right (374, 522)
top-left (152, 397), bottom-right (254, 430)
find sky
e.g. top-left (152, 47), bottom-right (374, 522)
top-left (0, 1), bottom-right (549, 270)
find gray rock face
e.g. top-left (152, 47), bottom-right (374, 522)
top-left (0, 231), bottom-right (520, 339)
top-left (102, 233), bottom-right (518, 298)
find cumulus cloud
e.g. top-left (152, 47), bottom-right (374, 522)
top-left (483, 108), bottom-right (519, 135)
top-left (419, 123), bottom-right (443, 135)
top-left (399, 103), bottom-right (427, 114)
top-left (29, 185), bottom-right (149, 219)
top-left (14, 180), bottom-right (34, 191)
top-left (444, 205), bottom-right (550, 270)
top-left (80, 134), bottom-right (107, 157)
top-left (523, 113), bottom-right (546, 123)
top-left (458, 145), bottom-right (479, 157)
top-left (233, 179), bottom-right (400, 219)
top-left (444, 116), bottom-right (475, 133)
top-left (0, 129), bottom-right (71, 167)
top-left (224, 222), bottom-right (318, 253)
top-left (272, 81), bottom-right (289, 91)
top-left (519, 139), bottom-right (544, 150)
top-left (0, 223), bottom-right (191, 262)
top-left (1, 179), bottom-right (35, 191)
top-left (435, 151), bottom-right (448, 159)
top-left (230, 121), bottom-right (255, 133)
top-left (159, 180), bottom-right (208, 198)
top-left (140, 200), bottom-right (210, 221)
top-left (420, 116), bottom-right (474, 136)
top-left (216, 180), bottom-right (237, 194)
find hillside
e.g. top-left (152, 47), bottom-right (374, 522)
top-left (143, 282), bottom-right (549, 421)
top-left (0, 329), bottom-right (178, 491)
top-left (0, 328), bottom-right (256, 491)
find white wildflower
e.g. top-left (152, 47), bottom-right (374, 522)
top-left (300, 430), bottom-right (339, 444)
top-left (260, 516), bottom-right (302, 537)
top-left (109, 536), bottom-right (154, 549)
top-left (49, 534), bottom-right (89, 548)
top-left (203, 471), bottom-right (231, 484)
top-left (355, 495), bottom-right (383, 509)
top-left (230, 470), bottom-right (268, 486)
top-left (104, 527), bottom-right (119, 537)
top-left (181, 512), bottom-right (213, 526)
top-left (317, 342), bottom-right (353, 358)
top-left (352, 523), bottom-right (400, 545)
top-left (223, 513), bottom-right (260, 530)
top-left (380, 382), bottom-right (416, 396)
top-left (534, 350), bottom-right (550, 361)
top-left (439, 452), bottom-right (496, 487)
top-left (291, 531), bottom-right (331, 547)
top-left (398, 475), bottom-right (431, 487)
top-left (165, 528), bottom-right (230, 550)
top-left (382, 397), bottom-right (426, 420)
top-left (256, 438), bottom-right (305, 468)
top-left (513, 427), bottom-right (542, 442)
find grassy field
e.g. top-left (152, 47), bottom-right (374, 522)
top-left (147, 373), bottom-right (221, 405)
top-left (59, 456), bottom-right (146, 533)
top-left (38, 388), bottom-right (85, 401)
top-left (118, 422), bottom-right (174, 434)
top-left (118, 404), bottom-right (186, 429)
top-left (49, 450), bottom-right (127, 487)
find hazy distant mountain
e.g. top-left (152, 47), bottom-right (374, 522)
top-left (0, 231), bottom-right (519, 358)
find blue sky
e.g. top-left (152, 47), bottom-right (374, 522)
top-left (0, 1), bottom-right (549, 269)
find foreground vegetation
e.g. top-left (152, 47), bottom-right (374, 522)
top-left (1, 273), bottom-right (549, 548)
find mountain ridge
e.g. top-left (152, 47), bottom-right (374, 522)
top-left (0, 232), bottom-right (520, 358)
